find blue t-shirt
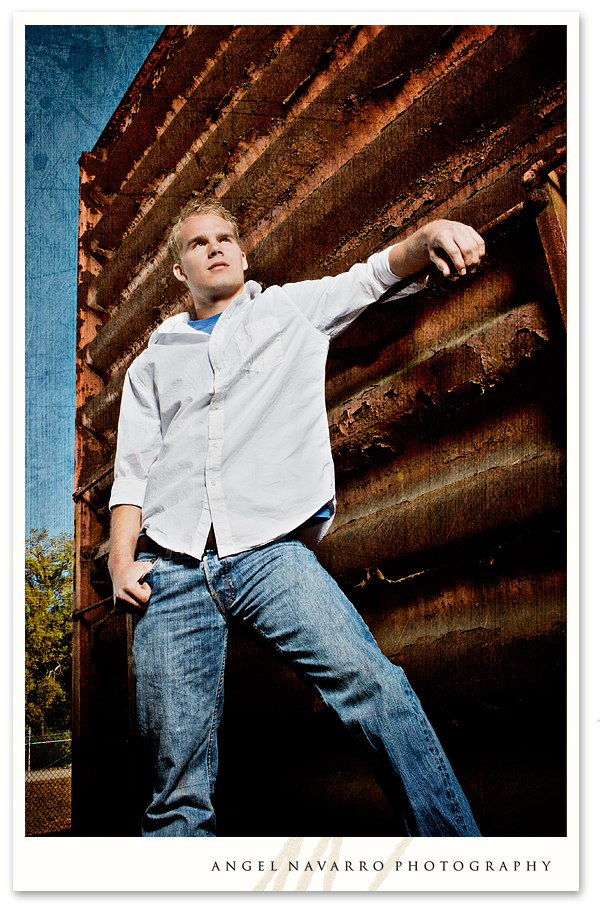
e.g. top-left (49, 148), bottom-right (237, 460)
top-left (188, 313), bottom-right (222, 334)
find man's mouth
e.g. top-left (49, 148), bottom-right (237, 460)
top-left (209, 261), bottom-right (228, 270)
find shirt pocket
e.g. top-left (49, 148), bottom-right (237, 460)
top-left (235, 316), bottom-right (284, 372)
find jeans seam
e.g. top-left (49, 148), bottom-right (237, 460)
top-left (206, 630), bottom-right (228, 799)
top-left (412, 706), bottom-right (466, 828)
top-left (221, 561), bottom-right (236, 610)
top-left (203, 556), bottom-right (236, 615)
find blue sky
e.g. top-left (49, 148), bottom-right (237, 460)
top-left (25, 24), bottom-right (164, 539)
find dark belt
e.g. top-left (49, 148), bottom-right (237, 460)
top-left (137, 526), bottom-right (217, 559)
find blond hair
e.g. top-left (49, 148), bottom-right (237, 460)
top-left (168, 198), bottom-right (242, 265)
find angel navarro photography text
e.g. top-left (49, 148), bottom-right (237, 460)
top-left (210, 858), bottom-right (552, 874)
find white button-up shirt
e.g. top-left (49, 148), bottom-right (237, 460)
top-left (109, 248), bottom-right (422, 558)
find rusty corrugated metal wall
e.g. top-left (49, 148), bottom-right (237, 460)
top-left (73, 24), bottom-right (567, 836)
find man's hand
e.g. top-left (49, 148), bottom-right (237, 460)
top-left (389, 219), bottom-right (485, 280)
top-left (110, 558), bottom-right (155, 612)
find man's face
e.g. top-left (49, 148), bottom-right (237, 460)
top-left (172, 213), bottom-right (248, 306)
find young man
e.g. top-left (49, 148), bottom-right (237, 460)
top-left (109, 199), bottom-right (485, 837)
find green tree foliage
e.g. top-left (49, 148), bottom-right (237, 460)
top-left (25, 529), bottom-right (73, 735)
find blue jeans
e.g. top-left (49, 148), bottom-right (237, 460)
top-left (132, 536), bottom-right (481, 837)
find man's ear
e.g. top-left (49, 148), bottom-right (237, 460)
top-left (242, 252), bottom-right (248, 272)
top-left (173, 262), bottom-right (188, 283)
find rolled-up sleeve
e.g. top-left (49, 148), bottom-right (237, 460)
top-left (109, 360), bottom-right (162, 510)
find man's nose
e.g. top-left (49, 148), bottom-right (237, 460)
top-left (208, 241), bottom-right (223, 256)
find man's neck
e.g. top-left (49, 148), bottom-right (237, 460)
top-left (191, 284), bottom-right (245, 320)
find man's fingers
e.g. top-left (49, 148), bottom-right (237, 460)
top-left (124, 580), bottom-right (152, 603)
top-left (428, 223), bottom-right (485, 277)
top-left (465, 226), bottom-right (486, 266)
top-left (430, 242), bottom-right (465, 277)
top-left (114, 581), bottom-right (151, 614)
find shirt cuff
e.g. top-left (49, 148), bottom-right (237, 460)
top-left (369, 247), bottom-right (429, 298)
top-left (108, 477), bottom-right (147, 511)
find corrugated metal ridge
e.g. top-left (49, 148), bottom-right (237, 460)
top-left (220, 26), bottom-right (495, 250)
top-left (328, 303), bottom-right (553, 474)
top-left (245, 25), bottom-right (567, 286)
top-left (81, 25), bottom-right (174, 167)
top-left (85, 25), bottom-right (237, 188)
top-left (328, 293), bottom-right (550, 416)
top-left (87, 24), bottom-right (310, 251)
top-left (316, 450), bottom-right (565, 579)
top-left (324, 215), bottom-right (553, 409)
top-left (83, 25), bottom-right (496, 313)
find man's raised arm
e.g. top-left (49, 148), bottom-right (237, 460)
top-left (388, 219), bottom-right (485, 280)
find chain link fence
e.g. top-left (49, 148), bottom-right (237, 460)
top-left (25, 730), bottom-right (71, 836)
